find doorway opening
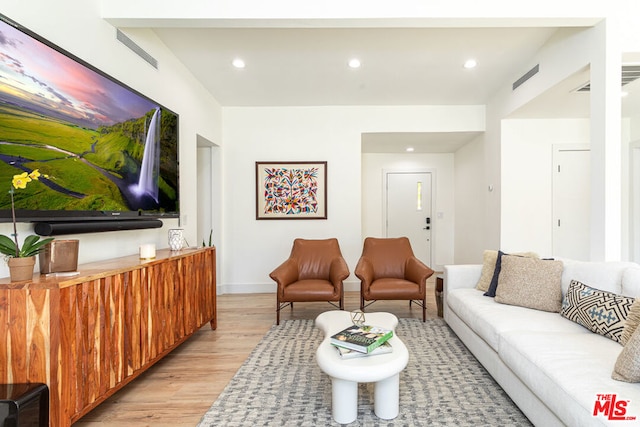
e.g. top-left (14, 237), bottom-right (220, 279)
top-left (196, 136), bottom-right (221, 286)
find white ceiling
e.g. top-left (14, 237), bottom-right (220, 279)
top-left (146, 25), bottom-right (638, 152)
top-left (153, 27), bottom-right (557, 107)
top-left (361, 132), bottom-right (483, 153)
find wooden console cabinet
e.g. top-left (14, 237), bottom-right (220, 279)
top-left (0, 247), bottom-right (216, 426)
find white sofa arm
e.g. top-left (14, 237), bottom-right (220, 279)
top-left (443, 264), bottom-right (482, 294)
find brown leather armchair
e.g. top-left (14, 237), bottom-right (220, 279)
top-left (355, 237), bottom-right (434, 322)
top-left (269, 238), bottom-right (350, 325)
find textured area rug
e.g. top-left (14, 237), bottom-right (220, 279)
top-left (197, 318), bottom-right (532, 426)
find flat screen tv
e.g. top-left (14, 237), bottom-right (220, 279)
top-left (0, 14), bottom-right (179, 224)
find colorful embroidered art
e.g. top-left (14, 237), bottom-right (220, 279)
top-left (256, 161), bottom-right (327, 219)
top-left (262, 167), bottom-right (319, 215)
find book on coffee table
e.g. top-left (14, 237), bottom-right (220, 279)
top-left (333, 340), bottom-right (393, 359)
top-left (330, 324), bottom-right (393, 353)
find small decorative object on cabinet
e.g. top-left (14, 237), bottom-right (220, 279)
top-left (139, 243), bottom-right (156, 260)
top-left (39, 239), bottom-right (79, 274)
top-left (0, 170), bottom-right (54, 281)
top-left (168, 228), bottom-right (184, 250)
top-left (7, 256), bottom-right (36, 282)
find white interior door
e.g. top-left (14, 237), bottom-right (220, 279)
top-left (386, 172), bottom-right (432, 266)
top-left (552, 147), bottom-right (590, 260)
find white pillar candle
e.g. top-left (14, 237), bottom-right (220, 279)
top-left (139, 243), bottom-right (156, 260)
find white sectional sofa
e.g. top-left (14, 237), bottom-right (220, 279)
top-left (444, 259), bottom-right (640, 426)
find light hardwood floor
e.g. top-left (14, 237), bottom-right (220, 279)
top-left (75, 281), bottom-right (438, 426)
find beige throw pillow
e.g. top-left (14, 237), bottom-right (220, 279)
top-left (621, 298), bottom-right (640, 346)
top-left (613, 325), bottom-right (640, 382)
top-left (475, 250), bottom-right (498, 292)
top-left (476, 250), bottom-right (539, 293)
top-left (495, 255), bottom-right (563, 312)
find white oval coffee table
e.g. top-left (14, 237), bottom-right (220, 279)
top-left (315, 311), bottom-right (409, 424)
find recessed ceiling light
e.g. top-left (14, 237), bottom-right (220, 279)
top-left (464, 59), bottom-right (477, 69)
top-left (406, 147), bottom-right (415, 152)
top-left (348, 58), bottom-right (361, 69)
top-left (232, 58), bottom-right (245, 69)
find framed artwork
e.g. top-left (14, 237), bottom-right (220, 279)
top-left (256, 161), bottom-right (327, 220)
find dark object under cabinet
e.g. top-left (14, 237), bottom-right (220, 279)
top-left (0, 383), bottom-right (49, 427)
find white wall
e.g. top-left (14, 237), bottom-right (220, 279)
top-left (481, 28), bottom-right (596, 256)
top-left (453, 134), bottom-right (486, 264)
top-left (478, 23), bottom-right (628, 262)
top-left (0, 1), bottom-right (222, 278)
top-left (220, 105), bottom-right (483, 293)
top-left (361, 152), bottom-right (455, 271)
top-left (501, 119), bottom-right (590, 255)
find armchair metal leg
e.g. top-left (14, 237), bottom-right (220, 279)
top-left (408, 299), bottom-right (427, 322)
top-left (423, 296), bottom-right (426, 322)
top-left (276, 300), bottom-right (293, 325)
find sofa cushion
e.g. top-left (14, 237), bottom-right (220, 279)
top-left (495, 256), bottom-right (563, 312)
top-left (622, 266), bottom-right (640, 298)
top-left (560, 260), bottom-right (638, 297)
top-left (613, 325), bottom-right (640, 382)
top-left (447, 288), bottom-right (589, 352)
top-left (475, 250), bottom-right (498, 292)
top-left (561, 280), bottom-right (636, 344)
top-left (499, 330), bottom-right (640, 426)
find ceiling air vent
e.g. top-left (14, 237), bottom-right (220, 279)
top-left (573, 65), bottom-right (640, 92)
top-left (622, 65), bottom-right (640, 85)
top-left (513, 64), bottom-right (540, 91)
top-left (116, 29), bottom-right (158, 69)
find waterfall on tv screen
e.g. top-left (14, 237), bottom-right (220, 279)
top-left (132, 108), bottom-right (160, 203)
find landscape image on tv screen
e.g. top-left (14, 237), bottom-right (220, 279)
top-left (0, 16), bottom-right (178, 221)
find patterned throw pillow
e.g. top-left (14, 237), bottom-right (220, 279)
top-left (613, 324), bottom-right (640, 382)
top-left (561, 280), bottom-right (636, 343)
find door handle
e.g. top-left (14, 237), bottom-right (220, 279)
top-left (423, 226), bottom-right (430, 230)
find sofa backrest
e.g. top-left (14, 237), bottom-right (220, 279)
top-left (622, 266), bottom-right (640, 298)
top-left (560, 260), bottom-right (640, 298)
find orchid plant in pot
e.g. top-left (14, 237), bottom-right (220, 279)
top-left (0, 170), bottom-right (53, 281)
